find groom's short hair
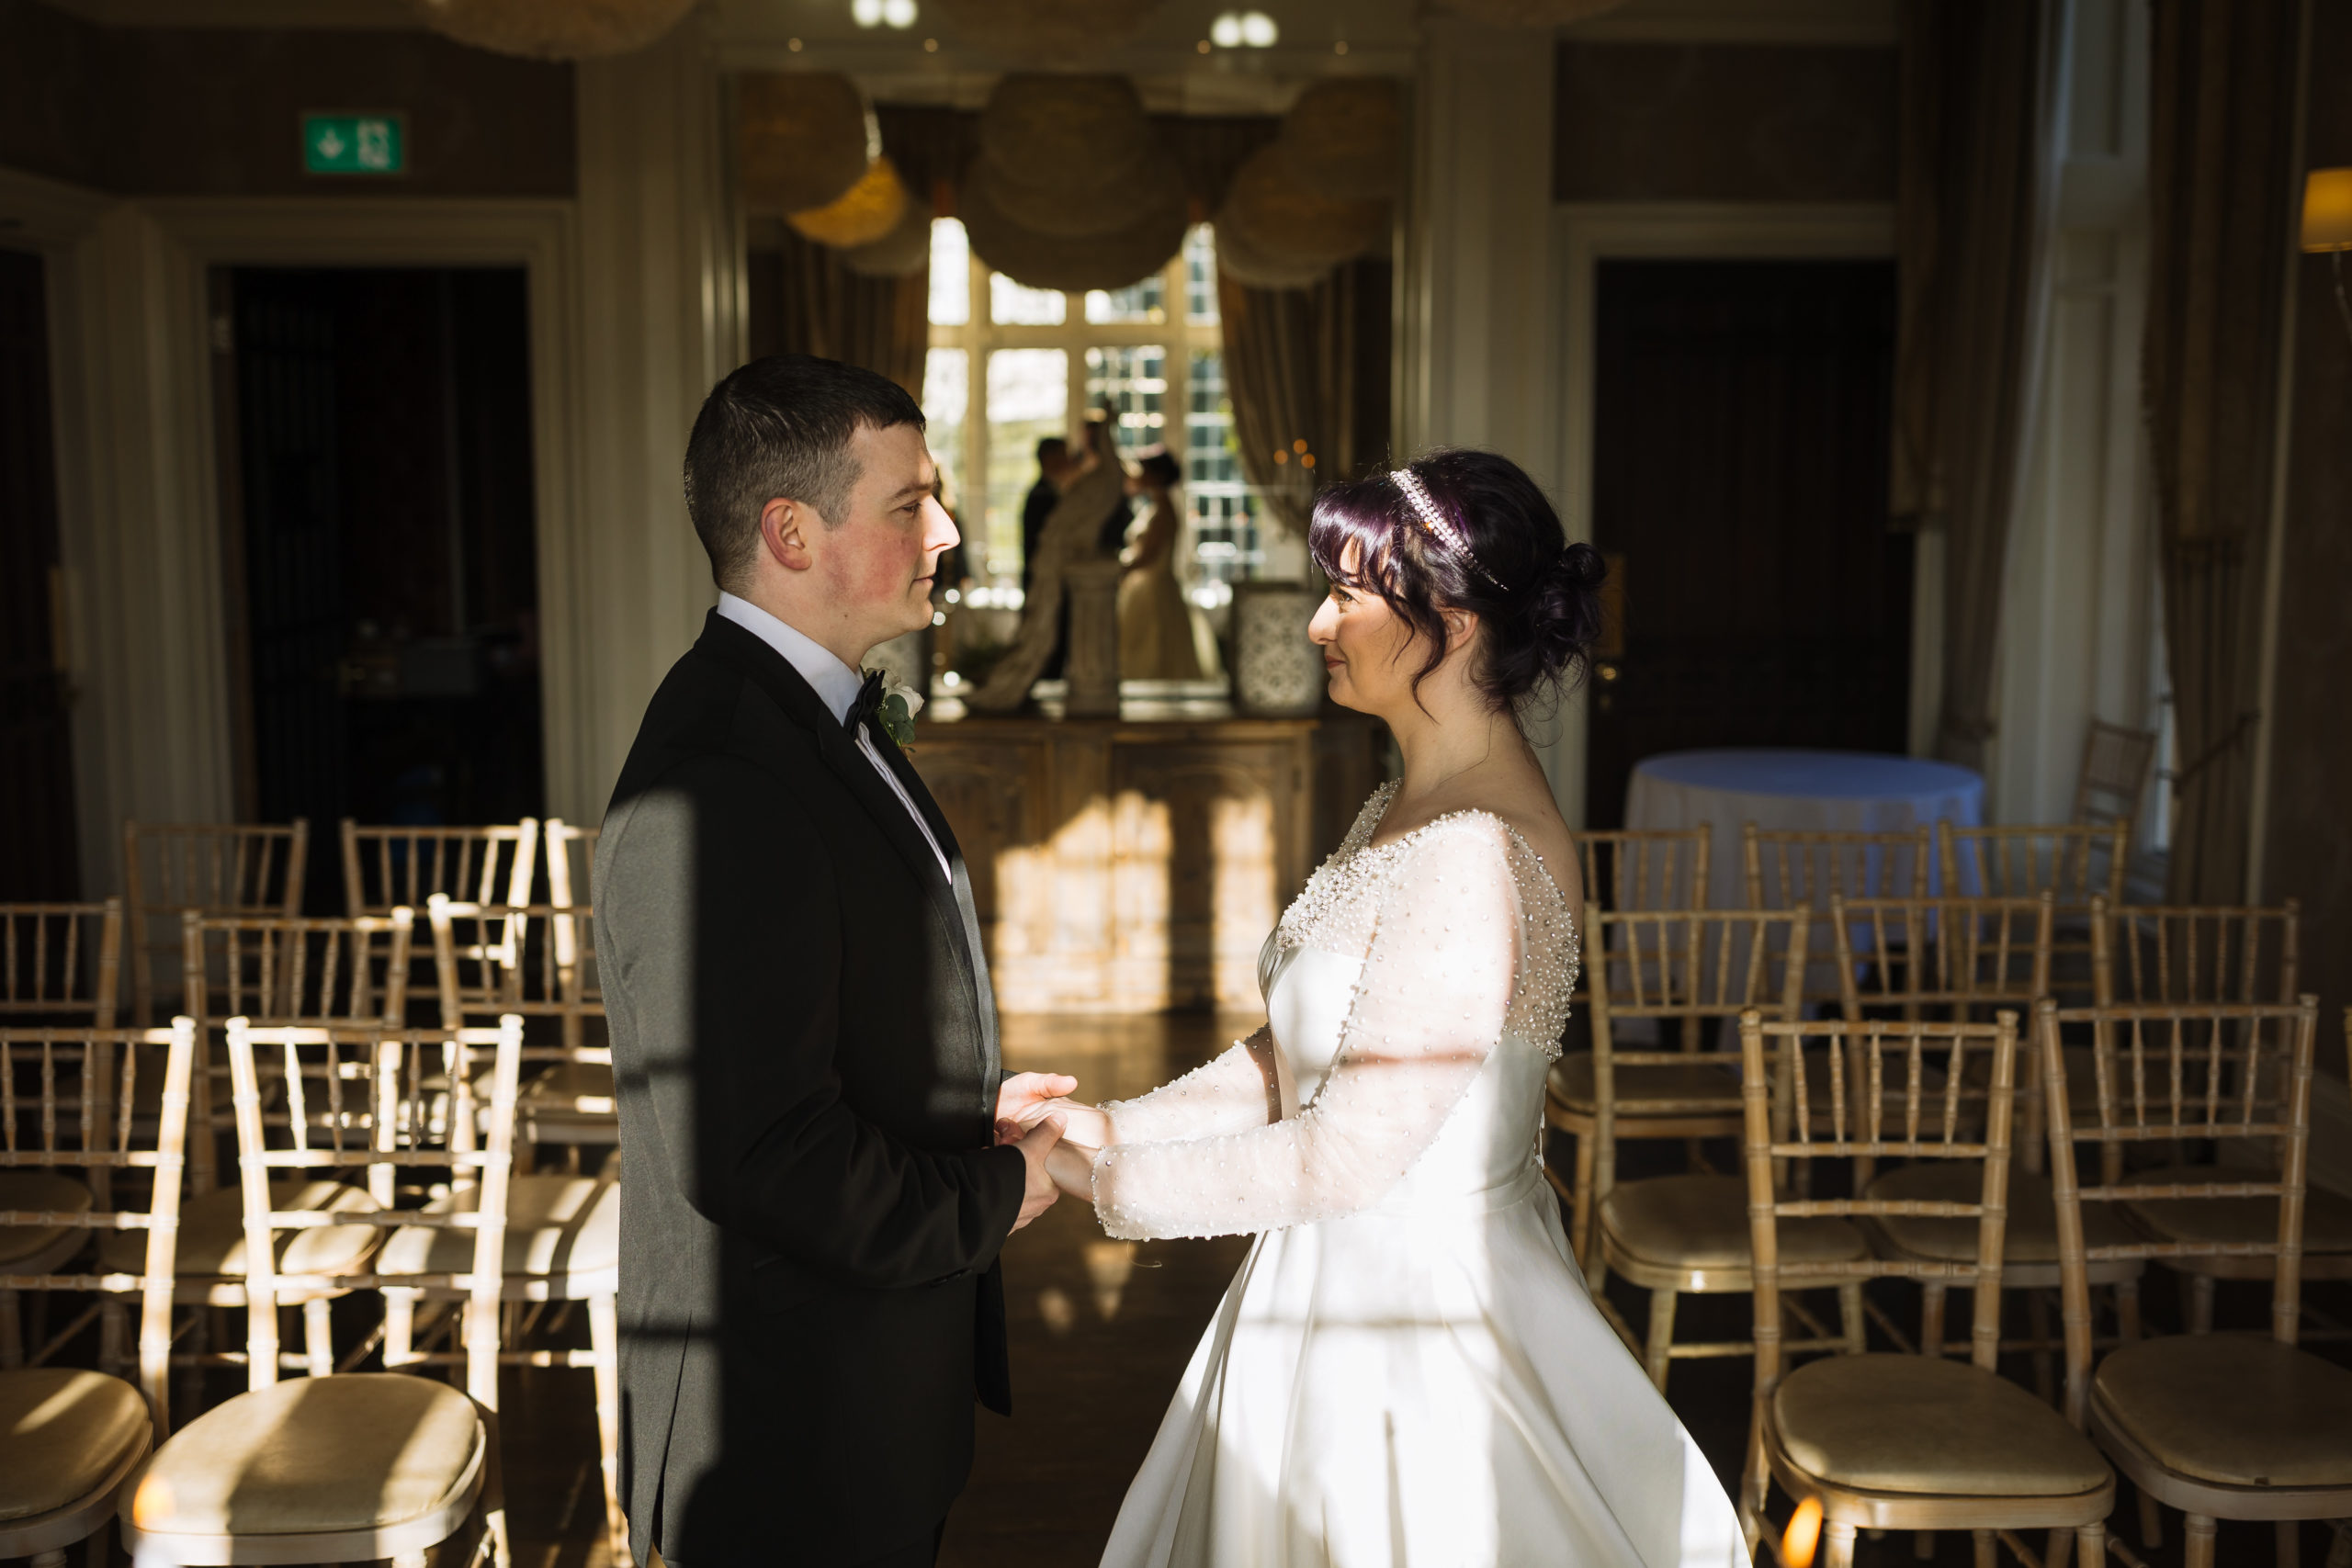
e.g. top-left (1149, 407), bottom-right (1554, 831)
top-left (684, 354), bottom-right (926, 592)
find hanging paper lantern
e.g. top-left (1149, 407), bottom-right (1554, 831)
top-left (788, 156), bottom-right (910, 249)
top-left (1277, 79), bottom-right (1404, 203)
top-left (958, 166), bottom-right (1190, 293)
top-left (1217, 145), bottom-right (1387, 271)
top-left (407, 0), bottom-right (697, 59)
top-left (1433, 0), bottom-right (1633, 24)
top-left (1210, 217), bottom-right (1335, 290)
top-left (978, 74), bottom-right (1157, 187)
top-left (977, 152), bottom-right (1182, 242)
top-left (739, 72), bottom-right (873, 217)
top-left (841, 191), bottom-right (937, 278)
top-left (931, 0), bottom-right (1167, 63)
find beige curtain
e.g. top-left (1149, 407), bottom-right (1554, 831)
top-left (1889, 0), bottom-right (2069, 774)
top-left (1218, 255), bottom-right (1392, 536)
top-left (2143, 0), bottom-right (2301, 903)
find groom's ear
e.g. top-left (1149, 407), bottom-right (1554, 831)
top-left (759, 497), bottom-right (818, 574)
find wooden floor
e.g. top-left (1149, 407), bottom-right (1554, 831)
top-left (485, 1010), bottom-right (2352, 1568)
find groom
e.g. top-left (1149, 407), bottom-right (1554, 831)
top-left (597, 355), bottom-right (1072, 1568)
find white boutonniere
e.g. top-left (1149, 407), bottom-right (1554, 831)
top-left (865, 671), bottom-right (924, 750)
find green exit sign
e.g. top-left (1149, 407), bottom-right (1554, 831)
top-left (301, 113), bottom-right (405, 175)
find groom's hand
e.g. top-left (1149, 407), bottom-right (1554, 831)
top-left (1011, 1115), bottom-right (1065, 1233)
top-left (995, 1072), bottom-right (1079, 1145)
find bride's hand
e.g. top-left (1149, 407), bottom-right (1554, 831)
top-left (1045, 1139), bottom-right (1098, 1201)
top-left (999, 1098), bottom-right (1112, 1150)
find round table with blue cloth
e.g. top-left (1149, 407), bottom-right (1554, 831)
top-left (1623, 748), bottom-right (1985, 911)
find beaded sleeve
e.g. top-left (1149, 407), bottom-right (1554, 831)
top-left (1090, 816), bottom-right (1569, 1241)
top-left (1097, 1027), bottom-right (1280, 1146)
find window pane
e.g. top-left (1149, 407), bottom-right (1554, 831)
top-left (929, 220), bottom-right (969, 325)
top-left (1085, 269), bottom-right (1167, 324)
top-left (922, 347), bottom-right (967, 511)
top-left (985, 348), bottom-right (1068, 577)
top-left (989, 271), bottom-right (1066, 324)
top-left (1085, 344), bottom-right (1168, 455)
top-left (1185, 346), bottom-right (1257, 602)
top-left (1184, 224), bottom-right (1219, 324)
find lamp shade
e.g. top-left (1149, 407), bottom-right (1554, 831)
top-left (788, 156), bottom-right (910, 249)
top-left (2303, 167), bottom-right (2352, 253)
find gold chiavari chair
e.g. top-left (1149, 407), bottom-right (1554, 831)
top-left (1577, 908), bottom-right (1859, 1391)
top-left (2073, 720), bottom-right (2157, 831)
top-left (339, 819), bottom-right (539, 920)
top-left (424, 893), bottom-right (620, 1550)
top-left (120, 1014), bottom-right (523, 1568)
top-left (0, 1020), bottom-right (195, 1568)
top-left (1568, 824), bottom-right (1711, 913)
top-left (1, 900), bottom-right (124, 1026)
top-left (1939, 820), bottom-right (2129, 996)
top-left (1737, 1010), bottom-right (2115, 1568)
top-left (2041, 996), bottom-right (2346, 1568)
top-left (2083, 898), bottom-right (2344, 1342)
top-left (123, 821), bottom-right (308, 1028)
top-left (1742, 824), bottom-right (1931, 1005)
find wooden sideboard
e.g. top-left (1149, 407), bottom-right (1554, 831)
top-left (910, 711), bottom-right (1381, 1012)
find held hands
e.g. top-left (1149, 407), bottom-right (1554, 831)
top-left (1044, 1138), bottom-right (1098, 1201)
top-left (1011, 1115), bottom-right (1064, 1232)
top-left (998, 1072), bottom-right (1107, 1228)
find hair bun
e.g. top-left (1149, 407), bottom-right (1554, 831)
top-left (1552, 539), bottom-right (1606, 592)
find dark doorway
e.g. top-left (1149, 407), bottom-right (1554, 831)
top-left (0, 248), bottom-right (78, 900)
top-left (1584, 258), bottom-right (1908, 829)
top-left (217, 266), bottom-right (543, 912)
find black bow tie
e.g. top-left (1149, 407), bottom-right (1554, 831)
top-left (845, 669), bottom-right (886, 737)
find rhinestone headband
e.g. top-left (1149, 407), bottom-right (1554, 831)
top-left (1393, 468), bottom-right (1507, 591)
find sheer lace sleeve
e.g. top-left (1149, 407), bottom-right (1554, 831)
top-left (1090, 818), bottom-right (1529, 1241)
top-left (1097, 1027), bottom-right (1279, 1146)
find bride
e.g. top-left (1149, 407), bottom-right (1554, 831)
top-left (1011, 451), bottom-right (1745, 1567)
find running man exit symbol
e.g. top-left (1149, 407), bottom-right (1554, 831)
top-left (301, 113), bottom-right (405, 175)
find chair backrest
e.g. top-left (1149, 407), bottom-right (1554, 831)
top-left (543, 819), bottom-right (598, 1013)
top-left (226, 1014), bottom-right (522, 1404)
top-left (428, 896), bottom-right (601, 1055)
top-left (1938, 820), bottom-right (2129, 909)
top-left (2073, 719), bottom-right (2156, 829)
top-left (0, 898), bottom-right (123, 1025)
top-left (2090, 896), bottom-right (2300, 1009)
top-left (123, 820), bottom-right (308, 1024)
top-left (340, 818), bottom-right (538, 919)
top-left (1828, 893), bottom-right (2054, 1021)
top-left (1741, 1011), bottom-right (2020, 1390)
top-left (2040, 996), bottom-right (2323, 1424)
top-left (1741, 824), bottom-right (1932, 909)
top-left (0, 1019), bottom-right (197, 1429)
top-left (1568, 826), bottom-right (1711, 912)
top-left (1585, 907), bottom-right (1807, 1092)
top-left (180, 909), bottom-right (413, 1028)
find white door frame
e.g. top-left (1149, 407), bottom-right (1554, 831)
top-left (1547, 201), bottom-right (1901, 828)
top-left (24, 187), bottom-right (589, 892)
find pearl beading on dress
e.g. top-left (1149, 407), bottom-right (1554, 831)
top-left (1088, 784), bottom-right (1583, 1242)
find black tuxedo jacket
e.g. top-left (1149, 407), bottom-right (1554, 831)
top-left (595, 610), bottom-right (1026, 1568)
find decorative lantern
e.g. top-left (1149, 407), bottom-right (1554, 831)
top-left (958, 168), bottom-right (1191, 293)
top-left (788, 156), bottom-right (910, 249)
top-left (1214, 144), bottom-right (1387, 287)
top-left (1211, 216), bottom-right (1337, 290)
top-left (407, 0), bottom-right (697, 58)
top-left (1277, 79), bottom-right (1404, 203)
top-left (841, 192), bottom-right (936, 278)
top-left (738, 72), bottom-right (872, 217)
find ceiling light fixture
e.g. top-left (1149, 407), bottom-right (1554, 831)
top-left (851, 0), bottom-right (917, 28)
top-left (1208, 10), bottom-right (1277, 48)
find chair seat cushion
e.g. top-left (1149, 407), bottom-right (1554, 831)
top-left (127, 1373), bottom-right (483, 1537)
top-left (0, 1367), bottom-right (152, 1522)
top-left (97, 1179), bottom-right (380, 1279)
top-left (1546, 1052), bottom-right (1742, 1114)
top-left (0, 1172), bottom-right (92, 1267)
top-left (2122, 1166), bottom-right (2352, 1253)
top-left (1867, 1163), bottom-right (2138, 1264)
top-left (377, 1174), bottom-right (618, 1280)
top-left (2092, 1333), bottom-right (2352, 1489)
top-left (1776, 1352), bottom-right (2110, 1496)
top-left (1601, 1173), bottom-right (1868, 1272)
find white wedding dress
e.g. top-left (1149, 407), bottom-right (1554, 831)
top-left (1084, 784), bottom-right (1745, 1568)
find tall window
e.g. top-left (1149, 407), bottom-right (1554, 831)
top-left (922, 220), bottom-right (1260, 610)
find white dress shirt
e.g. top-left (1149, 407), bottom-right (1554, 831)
top-left (716, 592), bottom-right (952, 882)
